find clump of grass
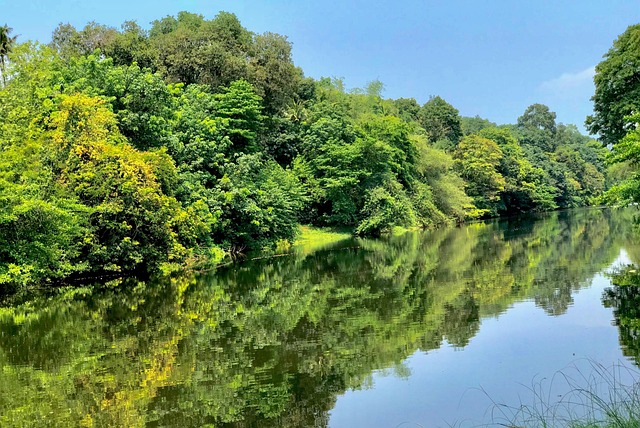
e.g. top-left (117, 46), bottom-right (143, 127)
top-left (295, 225), bottom-right (353, 244)
top-left (274, 225), bottom-right (353, 255)
top-left (483, 360), bottom-right (640, 428)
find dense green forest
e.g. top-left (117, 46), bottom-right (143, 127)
top-left (0, 12), bottom-right (625, 287)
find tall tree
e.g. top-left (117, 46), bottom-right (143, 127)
top-left (50, 22), bottom-right (117, 59)
top-left (461, 115), bottom-right (496, 136)
top-left (586, 24), bottom-right (640, 146)
top-left (418, 96), bottom-right (462, 148)
top-left (0, 24), bottom-right (17, 86)
top-left (453, 135), bottom-right (506, 216)
top-left (517, 103), bottom-right (557, 134)
top-left (516, 103), bottom-right (557, 152)
top-left (393, 97), bottom-right (420, 123)
top-left (105, 21), bottom-right (157, 69)
top-left (478, 127), bottom-right (549, 213)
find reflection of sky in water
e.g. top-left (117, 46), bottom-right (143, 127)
top-left (329, 249), bottom-right (635, 428)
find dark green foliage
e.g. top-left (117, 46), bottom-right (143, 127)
top-left (517, 103), bottom-right (557, 152)
top-left (149, 11), bottom-right (252, 87)
top-left (418, 95), bottom-right (462, 148)
top-left (170, 84), bottom-right (231, 186)
top-left (356, 180), bottom-right (415, 236)
top-left (213, 154), bottom-right (306, 251)
top-left (213, 79), bottom-right (264, 153)
top-left (393, 97), bottom-right (421, 123)
top-left (249, 32), bottom-right (302, 114)
top-left (517, 103), bottom-right (557, 134)
top-left (602, 113), bottom-right (640, 206)
top-left (461, 115), bottom-right (496, 136)
top-left (587, 24), bottom-right (640, 146)
top-left (293, 97), bottom-right (442, 233)
top-left (105, 21), bottom-right (158, 70)
top-left (512, 104), bottom-right (605, 210)
top-left (49, 11), bottom-right (302, 115)
top-left (0, 176), bottom-right (89, 286)
top-left (166, 80), bottom-right (302, 252)
top-left (261, 113), bottom-right (304, 166)
top-left (586, 25), bottom-right (640, 212)
top-left (554, 146), bottom-right (605, 206)
top-left (291, 82), bottom-right (476, 234)
top-left (150, 11), bottom-right (300, 114)
top-left (50, 22), bottom-right (118, 59)
top-left (478, 127), bottom-right (554, 214)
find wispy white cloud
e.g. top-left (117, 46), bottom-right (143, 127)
top-left (539, 66), bottom-right (596, 93)
top-left (535, 66), bottom-right (597, 133)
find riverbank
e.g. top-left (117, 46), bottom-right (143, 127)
top-left (487, 361), bottom-right (640, 428)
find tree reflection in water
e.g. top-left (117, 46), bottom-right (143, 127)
top-left (0, 208), bottom-right (633, 427)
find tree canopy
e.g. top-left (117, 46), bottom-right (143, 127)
top-left (587, 24), bottom-right (640, 146)
top-left (0, 12), bottom-right (609, 288)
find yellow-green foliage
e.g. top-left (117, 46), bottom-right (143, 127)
top-left (0, 14), bottom-right (610, 286)
top-left (0, 92), bottom-right (219, 286)
top-left (295, 225), bottom-right (352, 245)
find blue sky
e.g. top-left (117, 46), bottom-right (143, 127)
top-left (3, 0), bottom-right (639, 133)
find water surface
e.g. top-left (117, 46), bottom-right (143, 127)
top-left (1, 208), bottom-right (639, 427)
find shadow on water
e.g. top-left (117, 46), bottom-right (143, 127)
top-left (0, 207), bottom-right (636, 427)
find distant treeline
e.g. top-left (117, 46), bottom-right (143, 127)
top-left (0, 12), bottom-right (610, 287)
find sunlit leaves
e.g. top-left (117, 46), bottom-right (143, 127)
top-left (454, 135), bottom-right (506, 216)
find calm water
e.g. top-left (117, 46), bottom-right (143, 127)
top-left (1, 208), bottom-right (640, 427)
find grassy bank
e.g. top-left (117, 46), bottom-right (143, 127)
top-left (294, 225), bottom-right (353, 246)
top-left (485, 361), bottom-right (640, 428)
top-left (271, 225), bottom-right (354, 257)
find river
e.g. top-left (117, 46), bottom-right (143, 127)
top-left (0, 207), bottom-right (639, 427)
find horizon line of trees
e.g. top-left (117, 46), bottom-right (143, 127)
top-left (0, 12), bottom-right (617, 288)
